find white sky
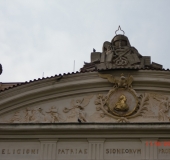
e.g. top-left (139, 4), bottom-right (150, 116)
top-left (0, 0), bottom-right (170, 82)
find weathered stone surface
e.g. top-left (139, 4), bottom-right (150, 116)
top-left (0, 69), bottom-right (170, 160)
top-left (81, 28), bottom-right (162, 71)
top-left (0, 71), bottom-right (170, 123)
top-left (0, 27), bottom-right (169, 160)
top-left (0, 123), bottom-right (170, 160)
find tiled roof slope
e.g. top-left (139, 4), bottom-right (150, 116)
top-left (0, 67), bottom-right (170, 93)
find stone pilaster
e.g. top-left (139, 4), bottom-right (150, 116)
top-left (87, 139), bottom-right (105, 160)
top-left (39, 139), bottom-right (58, 160)
top-left (140, 138), bottom-right (158, 160)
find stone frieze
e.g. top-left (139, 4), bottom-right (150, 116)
top-left (0, 74), bottom-right (170, 123)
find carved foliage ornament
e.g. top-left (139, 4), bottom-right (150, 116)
top-left (96, 73), bottom-right (149, 122)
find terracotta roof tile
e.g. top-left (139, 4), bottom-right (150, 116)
top-left (1, 67), bottom-right (170, 92)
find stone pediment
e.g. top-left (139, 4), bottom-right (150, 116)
top-left (0, 71), bottom-right (170, 123)
top-left (1, 28), bottom-right (170, 160)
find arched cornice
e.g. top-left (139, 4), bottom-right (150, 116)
top-left (0, 70), bottom-right (170, 115)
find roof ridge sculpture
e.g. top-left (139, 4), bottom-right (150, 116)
top-left (81, 26), bottom-right (162, 72)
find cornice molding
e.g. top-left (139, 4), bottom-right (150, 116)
top-left (0, 70), bottom-right (170, 116)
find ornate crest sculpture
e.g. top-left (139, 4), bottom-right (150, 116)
top-left (81, 26), bottom-right (162, 72)
top-left (95, 73), bottom-right (149, 122)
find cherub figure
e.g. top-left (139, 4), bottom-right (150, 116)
top-left (63, 95), bottom-right (93, 122)
top-left (153, 96), bottom-right (170, 121)
top-left (10, 111), bottom-right (21, 123)
top-left (25, 107), bottom-right (34, 122)
top-left (46, 106), bottom-right (62, 123)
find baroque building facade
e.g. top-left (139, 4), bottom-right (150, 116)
top-left (0, 28), bottom-right (170, 160)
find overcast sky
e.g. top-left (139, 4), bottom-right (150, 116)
top-left (0, 0), bottom-right (170, 82)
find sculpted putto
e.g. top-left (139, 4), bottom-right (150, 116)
top-left (153, 95), bottom-right (170, 121)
